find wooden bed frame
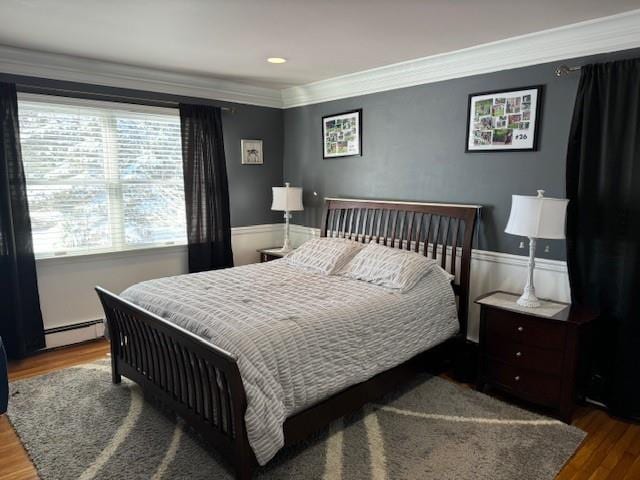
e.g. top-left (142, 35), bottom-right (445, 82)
top-left (96, 198), bottom-right (479, 479)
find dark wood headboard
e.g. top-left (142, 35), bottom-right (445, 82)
top-left (320, 198), bottom-right (480, 337)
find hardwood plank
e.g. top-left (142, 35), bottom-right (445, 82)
top-left (604, 452), bottom-right (637, 480)
top-left (0, 416), bottom-right (37, 480)
top-left (568, 412), bottom-right (616, 469)
top-left (627, 425), bottom-right (640, 456)
top-left (556, 462), bottom-right (579, 480)
top-left (575, 421), bottom-right (629, 478)
top-left (622, 455), bottom-right (640, 480)
top-left (8, 339), bottom-right (109, 381)
top-left (601, 423), bottom-right (640, 470)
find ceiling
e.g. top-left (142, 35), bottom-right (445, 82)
top-left (1, 0), bottom-right (639, 89)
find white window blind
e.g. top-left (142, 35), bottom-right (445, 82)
top-left (18, 94), bottom-right (187, 258)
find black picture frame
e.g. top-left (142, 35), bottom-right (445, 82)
top-left (465, 85), bottom-right (544, 153)
top-left (322, 109), bottom-right (363, 159)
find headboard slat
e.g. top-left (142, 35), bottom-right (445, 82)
top-left (441, 216), bottom-right (451, 269)
top-left (320, 198), bottom-right (479, 338)
top-left (375, 209), bottom-right (382, 243)
top-left (406, 212), bottom-right (415, 251)
top-left (413, 213), bottom-right (423, 253)
top-left (451, 218), bottom-right (460, 277)
top-left (361, 209), bottom-right (369, 243)
top-left (431, 216), bottom-right (440, 260)
top-left (424, 214), bottom-right (433, 257)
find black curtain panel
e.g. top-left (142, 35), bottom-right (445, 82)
top-left (179, 104), bottom-right (233, 273)
top-left (0, 82), bottom-right (45, 359)
top-left (566, 59), bottom-right (640, 420)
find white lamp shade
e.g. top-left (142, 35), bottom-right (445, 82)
top-left (271, 185), bottom-right (304, 212)
top-left (505, 193), bottom-right (568, 239)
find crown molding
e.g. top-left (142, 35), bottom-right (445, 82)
top-left (0, 45), bottom-right (283, 108)
top-left (2, 10), bottom-right (639, 110)
top-left (281, 9), bottom-right (640, 108)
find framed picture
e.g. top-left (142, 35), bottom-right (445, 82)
top-left (241, 139), bottom-right (263, 164)
top-left (465, 85), bottom-right (543, 152)
top-left (322, 109), bottom-right (362, 158)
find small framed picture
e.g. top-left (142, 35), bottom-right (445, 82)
top-left (465, 85), bottom-right (543, 152)
top-left (241, 139), bottom-right (263, 164)
top-left (322, 109), bottom-right (362, 159)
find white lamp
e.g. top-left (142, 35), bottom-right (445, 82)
top-left (271, 182), bottom-right (304, 252)
top-left (505, 190), bottom-right (568, 308)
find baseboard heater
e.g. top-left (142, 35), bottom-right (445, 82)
top-left (44, 319), bottom-right (105, 350)
top-left (44, 318), bottom-right (104, 335)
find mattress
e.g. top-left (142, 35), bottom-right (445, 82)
top-left (121, 259), bottom-right (459, 465)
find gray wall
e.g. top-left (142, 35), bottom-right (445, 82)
top-left (283, 48), bottom-right (640, 260)
top-left (0, 73), bottom-right (284, 227)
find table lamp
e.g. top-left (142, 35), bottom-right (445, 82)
top-left (271, 182), bottom-right (304, 252)
top-left (505, 190), bottom-right (569, 308)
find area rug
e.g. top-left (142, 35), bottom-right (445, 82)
top-left (7, 361), bottom-right (585, 479)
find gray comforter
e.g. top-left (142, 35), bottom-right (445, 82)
top-left (121, 259), bottom-right (458, 465)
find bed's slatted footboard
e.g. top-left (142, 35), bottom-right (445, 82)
top-left (96, 287), bottom-right (256, 480)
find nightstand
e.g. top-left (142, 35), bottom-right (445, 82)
top-left (476, 291), bottom-right (596, 422)
top-left (257, 247), bottom-right (289, 263)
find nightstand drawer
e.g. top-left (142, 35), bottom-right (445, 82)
top-left (260, 252), bottom-right (276, 263)
top-left (486, 308), bottom-right (567, 350)
top-left (257, 248), bottom-right (288, 263)
top-left (485, 358), bottom-right (562, 407)
top-left (485, 335), bottom-right (565, 375)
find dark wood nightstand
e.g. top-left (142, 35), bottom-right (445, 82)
top-left (475, 291), bottom-right (596, 423)
top-left (257, 247), bottom-right (289, 263)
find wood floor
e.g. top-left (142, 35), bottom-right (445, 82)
top-left (1, 339), bottom-right (639, 480)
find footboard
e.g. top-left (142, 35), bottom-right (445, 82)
top-left (95, 287), bottom-right (256, 479)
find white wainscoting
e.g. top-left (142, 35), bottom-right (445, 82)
top-left (39, 222), bottom-right (569, 348)
top-left (39, 224), bottom-right (284, 348)
top-left (289, 225), bottom-right (570, 341)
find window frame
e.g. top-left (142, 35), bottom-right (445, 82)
top-left (18, 93), bottom-right (188, 260)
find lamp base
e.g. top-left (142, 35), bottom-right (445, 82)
top-left (516, 236), bottom-right (541, 308)
top-left (516, 291), bottom-right (541, 308)
top-left (278, 237), bottom-right (293, 253)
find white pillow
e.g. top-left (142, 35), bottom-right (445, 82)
top-left (284, 237), bottom-right (364, 275)
top-left (340, 241), bottom-right (441, 292)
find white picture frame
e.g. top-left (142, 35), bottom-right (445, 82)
top-left (241, 139), bottom-right (263, 164)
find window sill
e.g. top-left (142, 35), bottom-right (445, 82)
top-left (35, 243), bottom-right (188, 265)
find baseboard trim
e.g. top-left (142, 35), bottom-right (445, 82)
top-left (44, 319), bottom-right (106, 349)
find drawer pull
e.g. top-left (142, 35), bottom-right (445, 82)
top-left (517, 326), bottom-right (524, 332)
top-left (516, 351), bottom-right (522, 357)
top-left (514, 376), bottom-right (521, 381)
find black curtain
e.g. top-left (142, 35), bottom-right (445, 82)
top-left (0, 82), bottom-right (45, 359)
top-left (179, 104), bottom-right (233, 273)
top-left (566, 59), bottom-right (640, 420)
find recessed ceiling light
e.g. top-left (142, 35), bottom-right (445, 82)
top-left (267, 57), bottom-right (287, 64)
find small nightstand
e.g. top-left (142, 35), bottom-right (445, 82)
top-left (476, 291), bottom-right (596, 423)
top-left (257, 247), bottom-right (289, 263)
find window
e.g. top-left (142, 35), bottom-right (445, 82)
top-left (18, 94), bottom-right (187, 258)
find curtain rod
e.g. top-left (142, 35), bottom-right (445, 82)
top-left (555, 65), bottom-right (582, 77)
top-left (15, 83), bottom-right (236, 113)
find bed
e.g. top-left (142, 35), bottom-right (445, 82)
top-left (96, 198), bottom-right (479, 479)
